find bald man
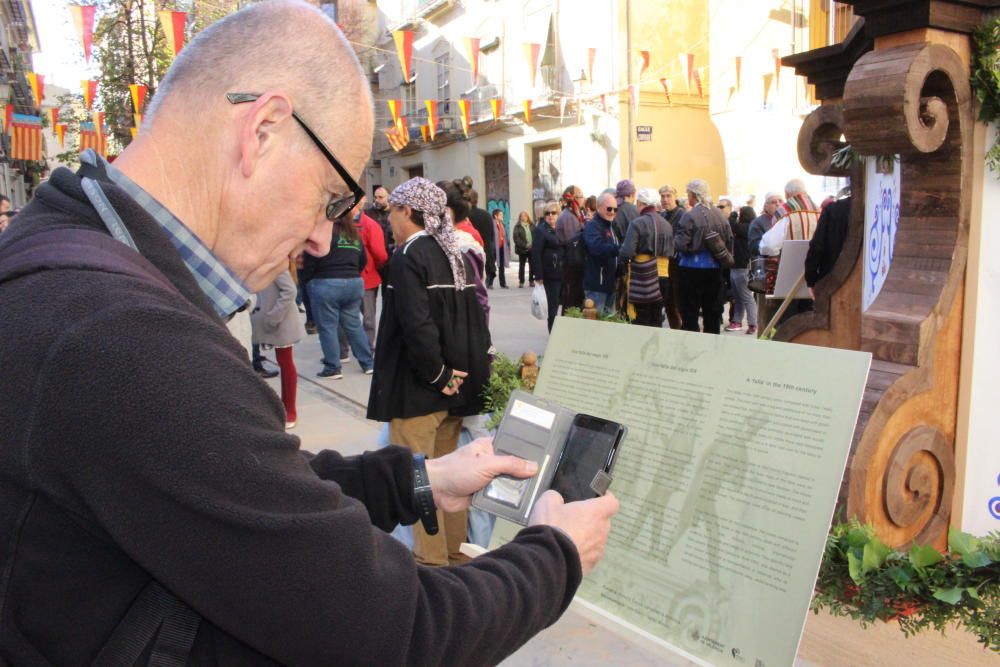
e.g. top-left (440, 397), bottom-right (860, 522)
top-left (0, 2), bottom-right (617, 664)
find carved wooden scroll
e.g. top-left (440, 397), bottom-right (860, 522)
top-left (839, 42), bottom-right (970, 549)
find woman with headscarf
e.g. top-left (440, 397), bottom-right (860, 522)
top-left (366, 177), bottom-right (492, 568)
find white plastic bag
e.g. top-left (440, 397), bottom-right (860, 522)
top-left (530, 283), bottom-right (547, 320)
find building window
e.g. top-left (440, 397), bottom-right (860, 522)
top-left (436, 50), bottom-right (451, 115)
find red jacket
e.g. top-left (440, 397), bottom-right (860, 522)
top-left (358, 212), bottom-right (388, 289)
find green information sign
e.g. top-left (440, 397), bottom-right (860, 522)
top-left (491, 318), bottom-right (871, 667)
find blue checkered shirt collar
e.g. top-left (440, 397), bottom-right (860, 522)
top-left (80, 150), bottom-right (251, 318)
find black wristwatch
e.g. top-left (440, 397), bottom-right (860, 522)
top-left (412, 454), bottom-right (439, 535)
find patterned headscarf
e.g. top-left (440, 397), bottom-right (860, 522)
top-left (389, 177), bottom-right (466, 289)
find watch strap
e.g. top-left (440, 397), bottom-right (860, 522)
top-left (412, 454), bottom-right (439, 535)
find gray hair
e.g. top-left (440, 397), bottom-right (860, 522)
top-left (785, 179), bottom-right (807, 197)
top-left (146, 0), bottom-right (370, 145)
top-left (686, 179), bottom-right (711, 205)
top-left (597, 192), bottom-right (617, 208)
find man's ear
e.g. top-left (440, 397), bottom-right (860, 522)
top-left (237, 92), bottom-right (295, 179)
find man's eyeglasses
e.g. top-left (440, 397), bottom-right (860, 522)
top-left (605, 206), bottom-right (617, 213)
top-left (544, 211), bottom-right (558, 216)
top-left (226, 93), bottom-right (365, 221)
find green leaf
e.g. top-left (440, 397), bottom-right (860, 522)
top-left (948, 528), bottom-right (981, 557)
top-left (966, 586), bottom-right (980, 601)
top-left (847, 528), bottom-right (870, 549)
top-left (887, 565), bottom-right (912, 589)
top-left (962, 550), bottom-right (992, 569)
top-left (909, 544), bottom-right (943, 568)
top-left (931, 587), bottom-right (963, 605)
top-left (848, 550), bottom-right (863, 584)
top-left (862, 539), bottom-right (892, 573)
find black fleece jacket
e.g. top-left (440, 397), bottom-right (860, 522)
top-left (0, 165), bottom-right (580, 666)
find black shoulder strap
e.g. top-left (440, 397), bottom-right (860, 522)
top-left (0, 228), bottom-right (179, 296)
top-left (92, 580), bottom-right (201, 667)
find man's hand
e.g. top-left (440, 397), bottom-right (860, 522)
top-left (424, 438), bottom-right (538, 512)
top-left (441, 369), bottom-right (468, 396)
top-left (528, 490), bottom-right (619, 575)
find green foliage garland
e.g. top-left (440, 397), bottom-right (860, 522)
top-left (971, 17), bottom-right (1000, 176)
top-left (481, 353), bottom-right (533, 430)
top-left (812, 520), bottom-right (999, 651)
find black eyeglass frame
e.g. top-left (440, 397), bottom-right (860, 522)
top-left (226, 92), bottom-right (365, 221)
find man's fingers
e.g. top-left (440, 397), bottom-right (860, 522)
top-left (452, 370), bottom-right (469, 378)
top-left (591, 491), bottom-right (619, 517)
top-left (488, 454), bottom-right (539, 479)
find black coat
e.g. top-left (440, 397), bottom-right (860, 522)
top-left (531, 219), bottom-right (563, 282)
top-left (805, 197), bottom-right (851, 287)
top-left (468, 206), bottom-right (496, 262)
top-left (729, 210), bottom-right (752, 269)
top-left (0, 165), bottom-right (579, 666)
top-left (368, 233), bottom-right (492, 420)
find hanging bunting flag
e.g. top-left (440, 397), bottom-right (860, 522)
top-left (392, 30), bottom-right (414, 82)
top-left (659, 77), bottom-right (672, 105)
top-left (55, 123), bottom-right (67, 147)
top-left (82, 79), bottom-right (98, 110)
top-left (129, 84), bottom-right (148, 113)
top-left (158, 11), bottom-right (188, 57)
top-left (4, 105), bottom-right (12, 135)
top-left (68, 5), bottom-right (97, 63)
top-left (92, 110), bottom-right (105, 136)
top-left (10, 114), bottom-right (43, 161)
top-left (387, 99), bottom-right (402, 127)
top-left (728, 86), bottom-right (736, 102)
top-left (599, 93), bottom-right (607, 111)
top-left (559, 96), bottom-right (568, 121)
top-left (638, 50), bottom-right (650, 78)
top-left (695, 67), bottom-right (706, 99)
top-left (130, 127), bottom-right (138, 140)
top-left (490, 97), bottom-right (503, 122)
top-left (457, 99), bottom-right (471, 138)
top-left (679, 54), bottom-right (693, 94)
top-left (50, 108), bottom-right (59, 128)
top-left (462, 37), bottom-right (480, 84)
top-left (134, 113), bottom-right (143, 130)
top-left (524, 43), bottom-right (541, 87)
top-left (26, 73), bottom-right (44, 107)
top-left (735, 56), bottom-right (742, 93)
top-left (383, 122), bottom-right (408, 152)
top-left (79, 121), bottom-right (109, 156)
top-left (425, 100), bottom-right (438, 141)
top-left (772, 48), bottom-right (782, 89)
top-left (587, 47), bottom-right (597, 82)
top-left (763, 72), bottom-right (774, 106)
top-left (523, 100), bottom-right (532, 124)
top-left (419, 124), bottom-right (429, 143)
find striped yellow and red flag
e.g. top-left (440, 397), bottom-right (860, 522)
top-left (462, 38), bottom-right (480, 84)
top-left (425, 100), bottom-right (438, 141)
top-left (383, 120), bottom-right (408, 152)
top-left (129, 84), bottom-right (148, 113)
top-left (50, 108), bottom-right (59, 128)
top-left (523, 43), bottom-right (541, 87)
top-left (82, 80), bottom-right (98, 110)
top-left (68, 4), bottom-right (97, 62)
top-left (55, 123), bottom-right (67, 147)
top-left (11, 114), bottom-right (43, 161)
top-left (523, 100), bottom-right (532, 124)
top-left (419, 125), bottom-right (429, 143)
top-left (457, 99), bottom-right (471, 138)
top-left (158, 11), bottom-right (187, 57)
top-left (92, 110), bottom-right (105, 136)
top-left (79, 122), bottom-right (108, 156)
top-left (392, 31), bottom-right (414, 82)
top-left (130, 127), bottom-right (138, 140)
top-left (26, 73), bottom-right (44, 107)
top-left (490, 97), bottom-right (503, 122)
top-left (387, 99), bottom-right (402, 127)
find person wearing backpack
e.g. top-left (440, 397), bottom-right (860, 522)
top-left (531, 203), bottom-right (564, 331)
top-left (673, 179), bottom-right (735, 334)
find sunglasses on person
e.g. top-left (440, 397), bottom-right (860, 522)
top-left (717, 204), bottom-right (731, 209)
top-left (545, 210), bottom-right (559, 216)
top-left (605, 206), bottom-right (617, 213)
top-left (226, 93), bottom-right (365, 221)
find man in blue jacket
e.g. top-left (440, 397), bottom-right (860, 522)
top-left (582, 192), bottom-right (621, 314)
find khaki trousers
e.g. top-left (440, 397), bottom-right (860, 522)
top-left (390, 412), bottom-right (468, 566)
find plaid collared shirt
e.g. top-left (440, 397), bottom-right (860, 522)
top-left (81, 150), bottom-right (251, 319)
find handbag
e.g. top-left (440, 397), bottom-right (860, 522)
top-left (530, 283), bottom-right (547, 320)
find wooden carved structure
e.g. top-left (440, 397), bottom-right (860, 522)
top-left (781, 0), bottom-right (997, 549)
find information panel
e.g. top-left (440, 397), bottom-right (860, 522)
top-left (492, 318), bottom-right (871, 667)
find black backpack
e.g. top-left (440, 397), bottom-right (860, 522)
top-left (0, 227), bottom-right (202, 667)
top-left (565, 229), bottom-right (587, 271)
